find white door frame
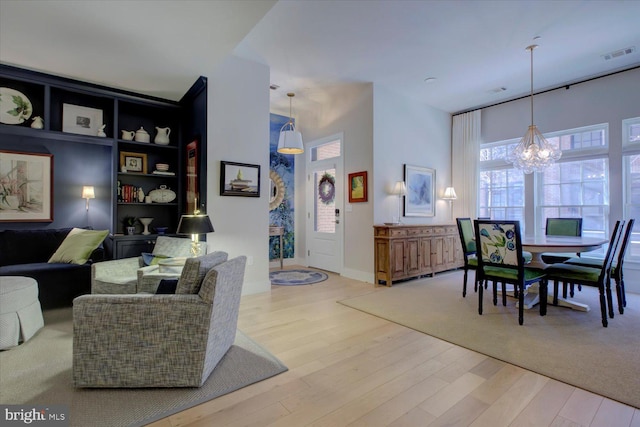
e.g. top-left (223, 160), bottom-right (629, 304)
top-left (305, 133), bottom-right (344, 274)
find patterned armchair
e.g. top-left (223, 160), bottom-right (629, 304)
top-left (73, 252), bottom-right (243, 388)
top-left (91, 236), bottom-right (207, 294)
top-left (474, 220), bottom-right (546, 325)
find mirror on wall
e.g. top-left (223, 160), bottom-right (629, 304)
top-left (269, 169), bottom-right (285, 210)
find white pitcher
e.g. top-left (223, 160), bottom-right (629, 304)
top-left (154, 127), bottom-right (171, 145)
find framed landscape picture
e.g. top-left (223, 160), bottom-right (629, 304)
top-left (220, 161), bottom-right (260, 197)
top-left (404, 164), bottom-right (435, 217)
top-left (0, 150), bottom-right (53, 222)
top-left (348, 171), bottom-right (368, 203)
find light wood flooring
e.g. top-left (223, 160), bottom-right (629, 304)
top-left (148, 269), bottom-right (640, 427)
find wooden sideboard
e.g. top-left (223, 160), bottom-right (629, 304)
top-left (374, 224), bottom-right (463, 286)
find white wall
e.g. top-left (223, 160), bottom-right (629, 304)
top-left (372, 85), bottom-right (453, 226)
top-left (207, 55), bottom-right (271, 295)
top-left (296, 83), bottom-right (375, 282)
top-left (481, 67), bottom-right (640, 293)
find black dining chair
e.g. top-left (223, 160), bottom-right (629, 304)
top-left (474, 220), bottom-right (547, 325)
top-left (541, 217), bottom-right (583, 265)
top-left (456, 218), bottom-right (479, 297)
top-left (544, 220), bottom-right (624, 327)
top-left (564, 219), bottom-right (635, 314)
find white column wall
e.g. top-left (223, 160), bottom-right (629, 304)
top-left (207, 55), bottom-right (271, 295)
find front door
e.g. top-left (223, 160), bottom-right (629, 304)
top-left (306, 134), bottom-right (344, 273)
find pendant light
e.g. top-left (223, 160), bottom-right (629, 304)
top-left (507, 44), bottom-right (561, 174)
top-left (277, 92), bottom-right (304, 155)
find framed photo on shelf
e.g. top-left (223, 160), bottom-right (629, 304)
top-left (62, 103), bottom-right (103, 136)
top-left (0, 150), bottom-right (53, 222)
top-left (348, 171), bottom-right (368, 203)
top-left (404, 164), bottom-right (435, 217)
top-left (220, 161), bottom-right (260, 197)
top-left (120, 151), bottom-right (147, 174)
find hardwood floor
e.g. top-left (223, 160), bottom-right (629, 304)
top-left (148, 269), bottom-right (640, 427)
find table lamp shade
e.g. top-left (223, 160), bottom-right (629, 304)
top-left (177, 215), bottom-right (214, 235)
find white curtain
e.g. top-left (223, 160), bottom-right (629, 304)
top-left (452, 110), bottom-right (481, 219)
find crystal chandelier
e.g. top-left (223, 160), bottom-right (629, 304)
top-left (507, 44), bottom-right (561, 174)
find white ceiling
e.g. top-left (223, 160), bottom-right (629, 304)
top-left (2, 0), bottom-right (639, 115)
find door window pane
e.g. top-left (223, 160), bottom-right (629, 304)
top-left (311, 140), bottom-right (341, 161)
top-left (315, 169), bottom-right (336, 233)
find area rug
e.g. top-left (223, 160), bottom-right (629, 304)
top-left (270, 269), bottom-right (328, 285)
top-left (338, 271), bottom-right (640, 409)
top-left (0, 308), bottom-right (288, 427)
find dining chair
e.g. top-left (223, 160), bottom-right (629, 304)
top-left (564, 219), bottom-right (635, 314)
top-left (474, 220), bottom-right (547, 325)
top-left (456, 218), bottom-right (479, 297)
top-left (541, 217), bottom-right (583, 265)
top-left (544, 220), bottom-right (624, 327)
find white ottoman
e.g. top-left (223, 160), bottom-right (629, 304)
top-left (0, 276), bottom-right (44, 350)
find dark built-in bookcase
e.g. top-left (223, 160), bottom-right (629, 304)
top-left (0, 64), bottom-right (207, 258)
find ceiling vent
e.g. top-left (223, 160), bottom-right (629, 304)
top-left (602, 46), bottom-right (635, 61)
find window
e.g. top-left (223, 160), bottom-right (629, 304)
top-left (479, 124), bottom-right (609, 242)
top-left (623, 117), bottom-right (640, 260)
top-left (479, 140), bottom-right (525, 224)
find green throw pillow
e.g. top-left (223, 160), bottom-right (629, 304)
top-left (142, 252), bottom-right (170, 266)
top-left (48, 228), bottom-right (109, 265)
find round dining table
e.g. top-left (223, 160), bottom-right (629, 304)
top-left (520, 235), bottom-right (609, 311)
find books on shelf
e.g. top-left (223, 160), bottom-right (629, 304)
top-left (152, 170), bottom-right (176, 176)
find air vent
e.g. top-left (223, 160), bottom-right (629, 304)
top-left (602, 46), bottom-right (635, 61)
top-left (269, 84), bottom-right (280, 90)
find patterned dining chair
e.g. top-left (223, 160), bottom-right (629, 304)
top-left (564, 219), bottom-right (635, 314)
top-left (544, 221), bottom-right (624, 327)
top-left (474, 220), bottom-right (547, 325)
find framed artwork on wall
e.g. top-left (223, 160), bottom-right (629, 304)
top-left (220, 161), bottom-right (260, 197)
top-left (119, 151), bottom-right (147, 174)
top-left (348, 171), bottom-right (368, 203)
top-left (0, 150), bottom-right (53, 222)
top-left (186, 139), bottom-right (198, 214)
top-left (404, 164), bottom-right (435, 217)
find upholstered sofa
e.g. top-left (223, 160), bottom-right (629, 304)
top-left (0, 228), bottom-right (107, 309)
top-left (91, 235), bottom-right (206, 294)
top-left (73, 252), bottom-right (245, 388)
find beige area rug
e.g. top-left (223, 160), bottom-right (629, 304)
top-left (0, 308), bottom-right (287, 427)
top-left (338, 271), bottom-right (640, 409)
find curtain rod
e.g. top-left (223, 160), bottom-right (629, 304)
top-left (453, 64), bottom-right (640, 117)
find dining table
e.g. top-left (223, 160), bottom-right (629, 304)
top-left (520, 235), bottom-right (609, 311)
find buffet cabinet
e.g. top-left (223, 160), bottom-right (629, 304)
top-left (374, 224), bottom-right (463, 286)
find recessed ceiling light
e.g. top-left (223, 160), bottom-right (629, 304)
top-left (269, 84), bottom-right (280, 90)
top-left (489, 87), bottom-right (507, 94)
top-left (424, 77), bottom-right (437, 84)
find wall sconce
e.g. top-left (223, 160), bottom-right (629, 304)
top-left (442, 186), bottom-right (457, 219)
top-left (392, 181), bottom-right (406, 224)
top-left (82, 186), bottom-right (95, 211)
top-left (177, 214), bottom-right (214, 257)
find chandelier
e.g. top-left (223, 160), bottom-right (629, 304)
top-left (277, 92), bottom-right (304, 155)
top-left (507, 44), bottom-right (561, 174)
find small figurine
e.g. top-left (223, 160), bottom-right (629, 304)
top-left (31, 116), bottom-right (44, 129)
top-left (97, 124), bottom-right (107, 137)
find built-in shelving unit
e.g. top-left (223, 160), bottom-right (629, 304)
top-left (0, 65), bottom-right (207, 259)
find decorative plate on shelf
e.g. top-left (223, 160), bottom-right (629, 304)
top-left (0, 87), bottom-right (33, 125)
